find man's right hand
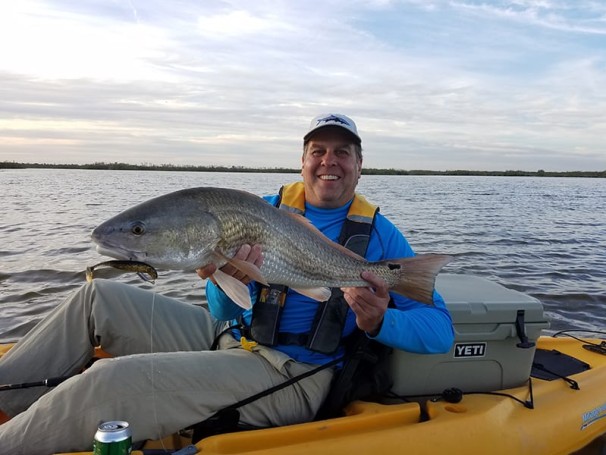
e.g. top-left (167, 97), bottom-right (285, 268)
top-left (196, 244), bottom-right (263, 286)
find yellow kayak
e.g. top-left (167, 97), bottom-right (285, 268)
top-left (1, 275), bottom-right (605, 454)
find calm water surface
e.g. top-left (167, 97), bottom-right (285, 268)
top-left (1, 169), bottom-right (605, 343)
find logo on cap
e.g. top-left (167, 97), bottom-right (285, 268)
top-left (315, 115), bottom-right (351, 127)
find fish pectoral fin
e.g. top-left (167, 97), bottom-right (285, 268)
top-left (292, 287), bottom-right (332, 302)
top-left (225, 258), bottom-right (269, 286)
top-left (212, 269), bottom-right (253, 310)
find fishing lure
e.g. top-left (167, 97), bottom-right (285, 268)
top-left (86, 260), bottom-right (158, 283)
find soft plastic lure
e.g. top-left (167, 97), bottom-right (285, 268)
top-left (86, 260), bottom-right (158, 283)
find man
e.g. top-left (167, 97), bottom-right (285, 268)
top-left (0, 113), bottom-right (454, 454)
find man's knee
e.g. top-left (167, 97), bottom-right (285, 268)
top-left (76, 279), bottom-right (132, 311)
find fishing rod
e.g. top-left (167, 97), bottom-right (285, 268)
top-left (0, 375), bottom-right (72, 392)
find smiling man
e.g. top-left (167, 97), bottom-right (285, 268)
top-left (202, 112), bottom-right (454, 384)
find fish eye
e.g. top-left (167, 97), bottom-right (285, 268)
top-left (130, 222), bottom-right (146, 236)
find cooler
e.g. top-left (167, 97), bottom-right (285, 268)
top-left (389, 274), bottom-right (550, 396)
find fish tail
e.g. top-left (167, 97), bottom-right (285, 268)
top-left (388, 254), bottom-right (453, 304)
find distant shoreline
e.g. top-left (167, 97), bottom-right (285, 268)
top-left (1, 161), bottom-right (604, 178)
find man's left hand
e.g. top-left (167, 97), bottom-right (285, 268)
top-left (342, 271), bottom-right (390, 337)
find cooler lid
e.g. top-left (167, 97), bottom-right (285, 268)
top-left (435, 274), bottom-right (547, 324)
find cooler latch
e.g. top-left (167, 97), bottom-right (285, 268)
top-left (515, 310), bottom-right (535, 349)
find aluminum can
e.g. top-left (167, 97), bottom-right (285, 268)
top-left (93, 420), bottom-right (132, 455)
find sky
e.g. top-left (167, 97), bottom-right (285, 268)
top-left (0, 0), bottom-right (605, 171)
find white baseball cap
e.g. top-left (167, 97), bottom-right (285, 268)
top-left (304, 113), bottom-right (361, 145)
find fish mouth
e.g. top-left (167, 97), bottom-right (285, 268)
top-left (94, 243), bottom-right (143, 262)
top-left (91, 226), bottom-right (145, 261)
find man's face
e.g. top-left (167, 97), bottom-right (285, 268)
top-left (301, 128), bottom-right (362, 209)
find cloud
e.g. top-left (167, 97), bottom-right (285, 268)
top-left (0, 0), bottom-right (604, 171)
top-left (450, 0), bottom-right (606, 35)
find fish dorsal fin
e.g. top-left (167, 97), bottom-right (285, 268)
top-left (284, 211), bottom-right (366, 261)
top-left (212, 269), bottom-right (253, 310)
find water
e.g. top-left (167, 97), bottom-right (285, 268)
top-left (1, 169), bottom-right (605, 343)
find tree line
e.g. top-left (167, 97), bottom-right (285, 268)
top-left (1, 161), bottom-right (604, 178)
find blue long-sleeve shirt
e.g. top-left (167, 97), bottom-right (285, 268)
top-left (206, 194), bottom-right (454, 365)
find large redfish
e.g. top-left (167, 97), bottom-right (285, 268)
top-left (91, 187), bottom-right (452, 309)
